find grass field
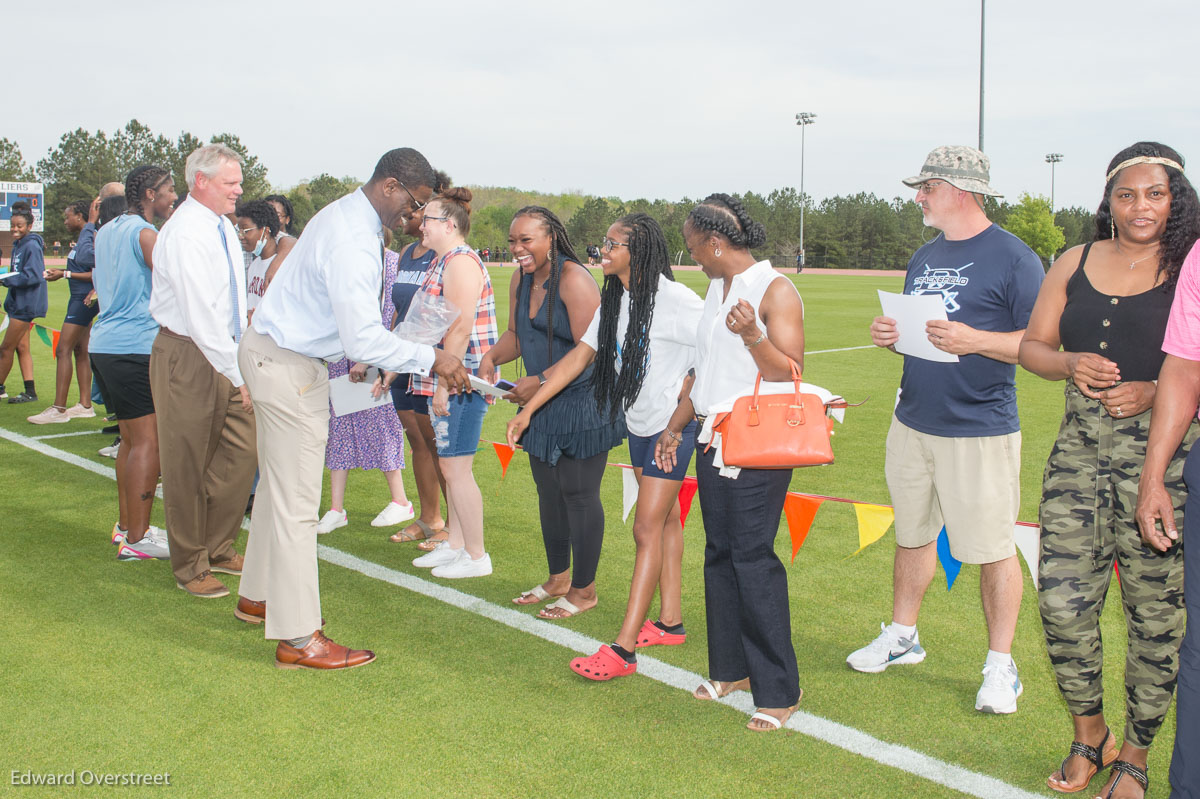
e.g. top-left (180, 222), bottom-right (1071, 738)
top-left (0, 269), bottom-right (1177, 798)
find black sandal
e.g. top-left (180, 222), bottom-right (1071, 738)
top-left (1102, 760), bottom-right (1148, 799)
top-left (1048, 727), bottom-right (1115, 793)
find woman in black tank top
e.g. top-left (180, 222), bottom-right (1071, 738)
top-left (1019, 142), bottom-right (1200, 798)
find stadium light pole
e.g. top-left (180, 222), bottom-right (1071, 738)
top-left (1046, 152), bottom-right (1064, 265)
top-left (978, 0), bottom-right (985, 151)
top-left (795, 111), bottom-right (817, 271)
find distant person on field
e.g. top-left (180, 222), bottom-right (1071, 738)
top-left (849, 146), bottom-right (1044, 716)
top-left (0, 208), bottom-right (47, 404)
top-left (90, 166), bottom-right (176, 559)
top-left (1023, 142), bottom-right (1200, 798)
top-left (29, 200), bottom-right (101, 424)
top-left (149, 144), bottom-right (258, 599)
top-left (261, 193), bottom-right (298, 284)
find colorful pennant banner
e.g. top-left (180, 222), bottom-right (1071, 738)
top-left (936, 526), bottom-right (962, 590)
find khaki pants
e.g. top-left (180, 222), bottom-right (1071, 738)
top-left (150, 330), bottom-right (257, 585)
top-left (237, 328), bottom-right (328, 640)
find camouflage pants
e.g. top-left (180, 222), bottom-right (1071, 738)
top-left (1038, 384), bottom-right (1192, 748)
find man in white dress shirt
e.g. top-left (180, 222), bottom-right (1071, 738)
top-left (149, 144), bottom-right (257, 599)
top-left (236, 147), bottom-right (469, 670)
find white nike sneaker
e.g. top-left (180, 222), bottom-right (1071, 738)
top-left (432, 551), bottom-right (492, 579)
top-left (67, 403), bottom-right (96, 419)
top-left (117, 526), bottom-right (170, 560)
top-left (316, 509), bottom-right (348, 534)
top-left (27, 406), bottom-right (70, 424)
top-left (370, 500), bottom-right (415, 527)
top-left (976, 660), bottom-right (1022, 714)
top-left (846, 623), bottom-right (927, 673)
top-left (412, 541), bottom-right (462, 568)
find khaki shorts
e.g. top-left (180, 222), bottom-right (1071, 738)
top-left (884, 416), bottom-right (1019, 565)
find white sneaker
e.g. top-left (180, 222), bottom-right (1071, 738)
top-left (975, 660), bottom-right (1022, 714)
top-left (412, 541), bottom-right (462, 568)
top-left (316, 509), bottom-right (348, 534)
top-left (370, 500), bottom-right (415, 527)
top-left (117, 526), bottom-right (170, 560)
top-left (111, 522), bottom-right (126, 546)
top-left (27, 406), bottom-right (70, 424)
top-left (433, 551), bottom-right (492, 578)
top-left (98, 438), bottom-right (121, 458)
top-left (846, 623), bottom-right (927, 673)
top-left (67, 403), bottom-right (96, 419)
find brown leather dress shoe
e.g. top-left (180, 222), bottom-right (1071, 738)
top-left (234, 596), bottom-right (265, 624)
top-left (177, 570), bottom-right (230, 598)
top-left (274, 631), bottom-right (375, 670)
top-left (234, 597), bottom-right (323, 627)
top-left (210, 553), bottom-right (244, 576)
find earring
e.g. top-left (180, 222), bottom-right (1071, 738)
top-left (1110, 218), bottom-right (1116, 240)
top-left (714, 247), bottom-right (723, 257)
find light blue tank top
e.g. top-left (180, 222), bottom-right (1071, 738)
top-left (89, 214), bottom-right (158, 355)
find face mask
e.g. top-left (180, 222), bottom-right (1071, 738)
top-left (252, 235), bottom-right (267, 258)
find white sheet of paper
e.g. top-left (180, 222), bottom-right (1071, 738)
top-left (328, 368), bottom-right (391, 417)
top-left (0, 270), bottom-right (22, 282)
top-left (467, 374), bottom-right (513, 400)
top-left (877, 290), bottom-right (959, 363)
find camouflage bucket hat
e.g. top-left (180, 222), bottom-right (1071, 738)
top-left (902, 145), bottom-right (1003, 198)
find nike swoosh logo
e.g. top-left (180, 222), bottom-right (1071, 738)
top-left (887, 646), bottom-right (914, 662)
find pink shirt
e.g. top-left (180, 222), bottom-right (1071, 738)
top-left (1163, 240), bottom-right (1200, 363)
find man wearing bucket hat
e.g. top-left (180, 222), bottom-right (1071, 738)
top-left (848, 146), bottom-right (1045, 715)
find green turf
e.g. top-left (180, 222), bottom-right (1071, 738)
top-left (0, 272), bottom-right (1176, 797)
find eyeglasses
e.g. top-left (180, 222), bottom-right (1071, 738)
top-left (915, 180), bottom-right (948, 195)
top-left (235, 225), bottom-right (259, 238)
top-left (398, 180), bottom-right (426, 211)
top-left (421, 214), bottom-right (450, 224)
top-left (601, 238), bottom-right (629, 251)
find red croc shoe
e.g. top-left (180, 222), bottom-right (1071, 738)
top-left (570, 645), bottom-right (637, 681)
top-left (635, 619), bottom-right (687, 648)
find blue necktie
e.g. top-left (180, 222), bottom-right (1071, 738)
top-left (217, 222), bottom-right (242, 342)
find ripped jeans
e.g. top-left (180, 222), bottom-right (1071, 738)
top-left (432, 391), bottom-right (489, 457)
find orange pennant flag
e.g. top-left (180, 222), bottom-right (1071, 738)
top-left (851, 502), bottom-right (895, 555)
top-left (783, 493), bottom-right (823, 562)
top-left (677, 476), bottom-right (699, 528)
top-left (492, 442), bottom-right (515, 479)
top-left (51, 329), bottom-right (60, 352)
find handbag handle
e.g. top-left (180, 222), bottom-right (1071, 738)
top-left (750, 357), bottom-right (803, 409)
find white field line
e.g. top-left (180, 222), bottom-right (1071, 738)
top-left (806, 344), bottom-right (875, 355)
top-left (31, 429), bottom-right (105, 440)
top-left (0, 425), bottom-right (1044, 799)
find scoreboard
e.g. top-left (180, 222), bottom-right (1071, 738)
top-left (0, 181), bottom-right (45, 232)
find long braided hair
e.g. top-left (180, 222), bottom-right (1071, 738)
top-left (591, 213), bottom-right (674, 419)
top-left (685, 192), bottom-right (768, 250)
top-left (124, 165), bottom-right (172, 221)
top-left (513, 206), bottom-right (581, 362)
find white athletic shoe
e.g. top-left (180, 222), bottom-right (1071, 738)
top-left (432, 551), bottom-right (492, 579)
top-left (975, 660), bottom-right (1022, 714)
top-left (28, 406), bottom-right (71, 424)
top-left (116, 526), bottom-right (170, 560)
top-left (111, 522), bottom-right (126, 546)
top-left (316, 509), bottom-right (348, 534)
top-left (66, 403), bottom-right (96, 419)
top-left (370, 500), bottom-right (415, 528)
top-left (98, 438), bottom-right (121, 458)
top-left (412, 541), bottom-right (462, 569)
top-left (846, 623), bottom-right (927, 673)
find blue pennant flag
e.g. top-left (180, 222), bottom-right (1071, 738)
top-left (936, 526), bottom-right (962, 590)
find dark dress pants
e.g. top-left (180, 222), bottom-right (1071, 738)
top-left (1172, 447), bottom-right (1200, 798)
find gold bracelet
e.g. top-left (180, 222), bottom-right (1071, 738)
top-left (746, 332), bottom-right (766, 349)
top-left (665, 429), bottom-right (682, 443)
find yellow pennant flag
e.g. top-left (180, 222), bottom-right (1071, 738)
top-left (851, 503), bottom-right (895, 555)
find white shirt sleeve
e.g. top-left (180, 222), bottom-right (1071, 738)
top-left (579, 304), bottom-right (602, 352)
top-left (668, 282), bottom-right (706, 347)
top-left (326, 239), bottom-right (436, 374)
top-left (157, 227), bottom-right (246, 387)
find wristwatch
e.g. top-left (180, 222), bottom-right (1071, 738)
top-left (537, 372), bottom-right (547, 385)
top-left (65, 270), bottom-right (72, 280)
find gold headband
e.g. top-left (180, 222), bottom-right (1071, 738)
top-left (1106, 156), bottom-right (1184, 182)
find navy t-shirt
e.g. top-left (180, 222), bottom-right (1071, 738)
top-left (896, 224), bottom-right (1044, 437)
top-left (66, 223), bottom-right (97, 300)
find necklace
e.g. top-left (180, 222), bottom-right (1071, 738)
top-left (1114, 240), bottom-right (1158, 270)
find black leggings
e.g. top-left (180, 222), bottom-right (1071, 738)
top-left (528, 451), bottom-right (609, 588)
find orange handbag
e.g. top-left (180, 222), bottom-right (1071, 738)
top-left (710, 359), bottom-right (835, 469)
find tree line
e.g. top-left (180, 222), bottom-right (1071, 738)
top-left (3, 120), bottom-right (1093, 268)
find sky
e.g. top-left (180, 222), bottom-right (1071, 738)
top-left (8, 0), bottom-right (1199, 211)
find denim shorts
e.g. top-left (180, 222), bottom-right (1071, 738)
top-left (432, 391), bottom-right (488, 457)
top-left (628, 420), bottom-right (697, 480)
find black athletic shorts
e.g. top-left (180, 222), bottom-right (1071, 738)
top-left (64, 296), bottom-right (99, 327)
top-left (90, 353), bottom-right (155, 420)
